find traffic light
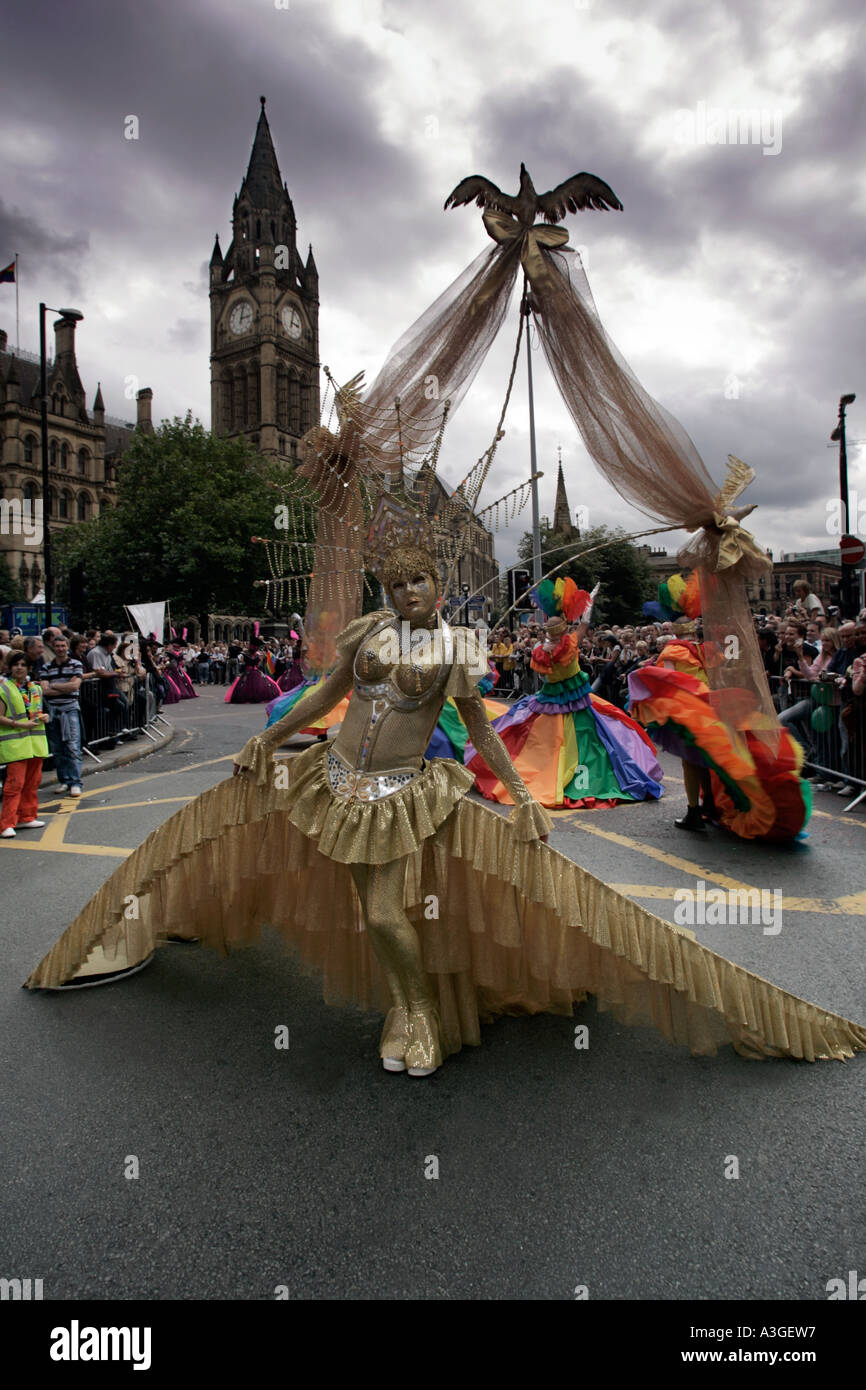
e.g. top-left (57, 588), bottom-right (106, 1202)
top-left (509, 568), bottom-right (532, 610)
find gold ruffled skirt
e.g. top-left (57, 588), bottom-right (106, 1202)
top-left (25, 741), bottom-right (866, 1062)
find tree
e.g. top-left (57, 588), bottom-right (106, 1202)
top-left (0, 553), bottom-right (22, 606)
top-left (517, 521), bottom-right (654, 625)
top-left (54, 416), bottom-right (306, 630)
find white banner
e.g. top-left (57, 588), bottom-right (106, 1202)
top-left (127, 601), bottom-right (166, 643)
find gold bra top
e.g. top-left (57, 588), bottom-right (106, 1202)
top-left (330, 615), bottom-right (455, 773)
top-left (353, 616), bottom-right (454, 704)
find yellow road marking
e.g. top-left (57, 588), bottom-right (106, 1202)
top-left (565, 818), bottom-right (763, 893)
top-left (1, 841), bottom-right (130, 857)
top-left (62, 797), bottom-right (195, 814)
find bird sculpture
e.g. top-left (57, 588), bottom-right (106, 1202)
top-left (444, 161), bottom-right (622, 224)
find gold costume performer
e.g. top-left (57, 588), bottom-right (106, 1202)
top-left (24, 537), bottom-right (866, 1072)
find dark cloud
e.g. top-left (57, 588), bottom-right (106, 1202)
top-left (2, 0), bottom-right (863, 561)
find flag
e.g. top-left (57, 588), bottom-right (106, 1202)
top-left (0, 262), bottom-right (15, 284)
top-left (264, 651), bottom-right (276, 676)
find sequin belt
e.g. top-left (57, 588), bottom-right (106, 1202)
top-left (326, 748), bottom-right (422, 802)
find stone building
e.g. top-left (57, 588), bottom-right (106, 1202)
top-left (0, 318), bottom-right (153, 600)
top-left (210, 97), bottom-right (320, 461)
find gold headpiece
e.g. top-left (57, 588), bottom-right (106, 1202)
top-left (364, 497), bottom-right (439, 591)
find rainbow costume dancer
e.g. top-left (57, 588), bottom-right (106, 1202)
top-left (467, 577), bottom-right (663, 809)
top-left (629, 629), bottom-right (811, 842)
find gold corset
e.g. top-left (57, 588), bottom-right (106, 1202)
top-left (331, 617), bottom-right (455, 773)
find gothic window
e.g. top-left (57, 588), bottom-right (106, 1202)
top-left (59, 489), bottom-right (71, 519)
top-left (279, 435), bottom-right (286, 456)
top-left (61, 442), bottom-right (70, 470)
top-left (223, 375), bottom-right (233, 434)
top-left (233, 370), bottom-right (247, 432)
top-left (52, 394), bottom-right (58, 415)
top-left (48, 487), bottom-right (56, 516)
top-left (77, 492), bottom-right (90, 521)
top-left (24, 434), bottom-right (37, 464)
top-left (256, 218), bottom-right (261, 240)
top-left (100, 498), bottom-right (110, 515)
top-left (270, 220), bottom-right (276, 240)
top-left (277, 370), bottom-right (288, 428)
top-left (78, 448), bottom-right (89, 476)
top-left (247, 365), bottom-right (258, 428)
top-left (289, 372), bottom-right (300, 433)
top-left (49, 440), bottom-right (58, 468)
top-left (290, 441), bottom-right (297, 463)
top-left (22, 481), bottom-right (37, 505)
top-left (300, 381), bottom-right (311, 433)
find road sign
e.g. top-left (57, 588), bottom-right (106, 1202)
top-left (840, 533), bottom-right (865, 565)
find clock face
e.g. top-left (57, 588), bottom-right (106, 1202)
top-left (281, 305), bottom-right (302, 339)
top-left (229, 301), bottom-right (254, 336)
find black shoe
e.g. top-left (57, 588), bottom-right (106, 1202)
top-left (675, 806), bottom-right (707, 832)
top-left (701, 799), bottom-right (719, 822)
top-left (163, 935), bottom-right (201, 945)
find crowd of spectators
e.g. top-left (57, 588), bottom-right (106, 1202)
top-left (169, 637), bottom-right (303, 687)
top-left (0, 625), bottom-right (151, 803)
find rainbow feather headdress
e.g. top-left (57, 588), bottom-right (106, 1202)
top-left (530, 575), bottom-right (593, 622)
top-left (642, 571), bottom-right (701, 624)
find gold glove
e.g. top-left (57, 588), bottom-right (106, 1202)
top-left (455, 694), bottom-right (553, 841)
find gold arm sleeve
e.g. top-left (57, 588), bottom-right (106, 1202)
top-left (454, 693), bottom-right (553, 841)
top-left (234, 658), bottom-right (354, 785)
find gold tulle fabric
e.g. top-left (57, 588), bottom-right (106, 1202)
top-left (25, 743), bottom-right (866, 1063)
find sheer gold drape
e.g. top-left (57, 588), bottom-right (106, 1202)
top-left (309, 210), bottom-right (777, 742)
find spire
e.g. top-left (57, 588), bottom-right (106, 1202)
top-left (93, 382), bottom-right (105, 420)
top-left (210, 233), bottom-right (223, 268)
top-left (305, 243), bottom-right (317, 277)
top-left (553, 447), bottom-right (576, 539)
top-left (240, 95), bottom-right (286, 209)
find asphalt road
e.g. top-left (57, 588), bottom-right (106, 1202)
top-left (1, 686), bottom-right (864, 1301)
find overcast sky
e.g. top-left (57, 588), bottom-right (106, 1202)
top-left (2, 0), bottom-right (864, 572)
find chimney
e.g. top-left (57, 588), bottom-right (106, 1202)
top-left (0, 329), bottom-right (7, 353)
top-left (54, 313), bottom-right (78, 363)
top-left (136, 387), bottom-right (153, 433)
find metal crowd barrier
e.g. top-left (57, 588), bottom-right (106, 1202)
top-left (76, 672), bottom-right (169, 764)
top-left (770, 672), bottom-right (866, 812)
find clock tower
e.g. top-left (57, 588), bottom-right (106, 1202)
top-left (210, 96), bottom-right (320, 459)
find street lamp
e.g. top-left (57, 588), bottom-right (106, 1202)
top-left (40, 304), bottom-right (83, 627)
top-left (830, 392), bottom-right (856, 615)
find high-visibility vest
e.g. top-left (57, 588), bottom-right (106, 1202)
top-left (0, 677), bottom-right (49, 762)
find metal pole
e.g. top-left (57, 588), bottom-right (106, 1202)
top-left (839, 399), bottom-right (850, 536)
top-left (39, 302), bottom-right (52, 628)
top-left (522, 283), bottom-right (542, 585)
top-left (834, 393), bottom-right (856, 614)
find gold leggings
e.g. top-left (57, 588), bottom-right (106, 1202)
top-left (349, 858), bottom-right (433, 1011)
